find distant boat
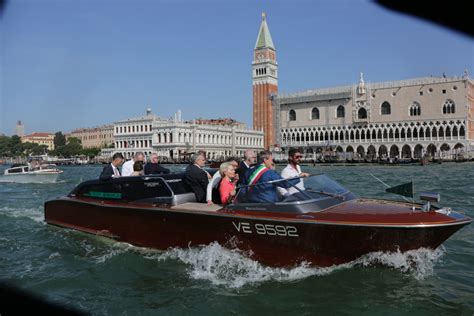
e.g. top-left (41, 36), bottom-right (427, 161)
top-left (0, 164), bottom-right (63, 183)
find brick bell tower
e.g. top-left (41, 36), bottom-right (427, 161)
top-left (253, 12), bottom-right (278, 150)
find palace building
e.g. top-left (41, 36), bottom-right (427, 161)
top-left (272, 74), bottom-right (473, 160)
top-left (252, 14), bottom-right (473, 160)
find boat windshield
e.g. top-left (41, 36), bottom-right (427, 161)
top-left (235, 173), bottom-right (353, 204)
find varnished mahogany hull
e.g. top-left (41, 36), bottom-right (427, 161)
top-left (44, 197), bottom-right (471, 267)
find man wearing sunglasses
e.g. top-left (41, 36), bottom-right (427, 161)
top-left (278, 148), bottom-right (310, 197)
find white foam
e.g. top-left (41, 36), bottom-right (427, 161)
top-left (143, 242), bottom-right (445, 287)
top-left (354, 246), bottom-right (445, 280)
top-left (0, 206), bottom-right (45, 224)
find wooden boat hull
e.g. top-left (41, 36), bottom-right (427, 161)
top-left (44, 197), bottom-right (471, 267)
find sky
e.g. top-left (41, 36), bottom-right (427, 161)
top-left (1, 0), bottom-right (473, 135)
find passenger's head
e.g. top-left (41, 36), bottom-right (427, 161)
top-left (225, 157), bottom-right (239, 169)
top-left (257, 150), bottom-right (273, 169)
top-left (219, 162), bottom-right (236, 178)
top-left (191, 153), bottom-right (206, 167)
top-left (134, 152), bottom-right (145, 162)
top-left (150, 153), bottom-right (159, 163)
top-left (133, 160), bottom-right (144, 172)
top-left (288, 148), bottom-right (303, 165)
top-left (244, 149), bottom-right (256, 165)
top-left (112, 153), bottom-right (125, 167)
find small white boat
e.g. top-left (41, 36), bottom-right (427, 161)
top-left (0, 164), bottom-right (63, 183)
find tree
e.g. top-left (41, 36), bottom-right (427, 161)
top-left (53, 132), bottom-right (66, 148)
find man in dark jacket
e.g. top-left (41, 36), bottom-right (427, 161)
top-left (144, 153), bottom-right (170, 175)
top-left (99, 153), bottom-right (124, 180)
top-left (237, 149), bottom-right (256, 185)
top-left (184, 153), bottom-right (211, 202)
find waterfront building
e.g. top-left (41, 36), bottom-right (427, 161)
top-left (15, 121), bottom-right (25, 137)
top-left (113, 108), bottom-right (164, 159)
top-left (68, 125), bottom-right (114, 149)
top-left (152, 112), bottom-right (263, 160)
top-left (112, 109), bottom-right (264, 160)
top-left (21, 132), bottom-right (55, 150)
top-left (271, 74), bottom-right (474, 160)
top-left (253, 12), bottom-right (278, 150)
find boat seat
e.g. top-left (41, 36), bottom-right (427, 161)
top-left (171, 202), bottom-right (222, 212)
top-left (171, 192), bottom-right (196, 206)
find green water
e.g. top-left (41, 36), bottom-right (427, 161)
top-left (1, 163), bottom-right (473, 315)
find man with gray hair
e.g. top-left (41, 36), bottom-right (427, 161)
top-left (237, 149), bottom-right (256, 185)
top-left (184, 153), bottom-right (211, 202)
top-left (121, 152), bottom-right (145, 177)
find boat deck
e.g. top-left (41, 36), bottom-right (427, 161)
top-left (171, 202), bottom-right (223, 212)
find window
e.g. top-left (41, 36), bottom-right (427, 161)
top-left (409, 102), bottom-right (421, 116)
top-left (289, 109), bottom-right (296, 121)
top-left (311, 108), bottom-right (320, 120)
top-left (381, 102), bottom-right (391, 115)
top-left (419, 91), bottom-right (423, 96)
top-left (442, 89), bottom-right (446, 94)
top-left (358, 108), bottom-right (367, 119)
top-left (336, 105), bottom-right (345, 118)
top-left (442, 99), bottom-right (455, 114)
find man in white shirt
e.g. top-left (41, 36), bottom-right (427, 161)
top-left (121, 152), bottom-right (145, 177)
top-left (278, 148), bottom-right (310, 197)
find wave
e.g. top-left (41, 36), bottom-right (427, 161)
top-left (0, 206), bottom-right (45, 224)
top-left (141, 242), bottom-right (445, 288)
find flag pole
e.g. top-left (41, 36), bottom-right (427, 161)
top-left (370, 174), bottom-right (410, 202)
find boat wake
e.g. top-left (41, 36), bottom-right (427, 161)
top-left (0, 206), bottom-right (45, 224)
top-left (140, 242), bottom-right (445, 288)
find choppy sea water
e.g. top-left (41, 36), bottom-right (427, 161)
top-left (0, 163), bottom-right (473, 315)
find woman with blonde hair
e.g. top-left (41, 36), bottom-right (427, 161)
top-left (218, 162), bottom-right (238, 205)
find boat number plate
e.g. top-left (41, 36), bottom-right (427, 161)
top-left (232, 221), bottom-right (299, 237)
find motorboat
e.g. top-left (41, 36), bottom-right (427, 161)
top-left (1, 164), bottom-right (63, 183)
top-left (44, 173), bottom-right (471, 267)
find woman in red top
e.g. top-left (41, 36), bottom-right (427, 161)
top-left (219, 162), bottom-right (237, 204)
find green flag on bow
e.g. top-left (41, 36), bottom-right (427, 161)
top-left (385, 181), bottom-right (414, 198)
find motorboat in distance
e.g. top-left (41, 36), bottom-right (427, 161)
top-left (44, 173), bottom-right (471, 267)
top-left (1, 164), bottom-right (63, 183)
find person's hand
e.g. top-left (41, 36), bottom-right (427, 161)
top-left (233, 173), bottom-right (240, 183)
top-left (231, 189), bottom-right (236, 196)
top-left (300, 172), bottom-right (310, 177)
top-left (207, 200), bottom-right (214, 205)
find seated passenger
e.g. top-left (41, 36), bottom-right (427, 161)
top-left (237, 149), bottom-right (257, 185)
top-left (277, 148), bottom-right (311, 198)
top-left (206, 157), bottom-right (239, 205)
top-left (184, 153), bottom-right (211, 203)
top-left (99, 153), bottom-right (124, 180)
top-left (122, 152), bottom-right (145, 177)
top-left (131, 161), bottom-right (144, 176)
top-left (144, 153), bottom-right (170, 175)
top-left (244, 150), bottom-right (303, 203)
top-left (218, 162), bottom-right (238, 205)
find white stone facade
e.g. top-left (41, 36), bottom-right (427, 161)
top-left (112, 110), bottom-right (264, 160)
top-left (152, 119), bottom-right (264, 160)
top-left (273, 75), bottom-right (474, 160)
